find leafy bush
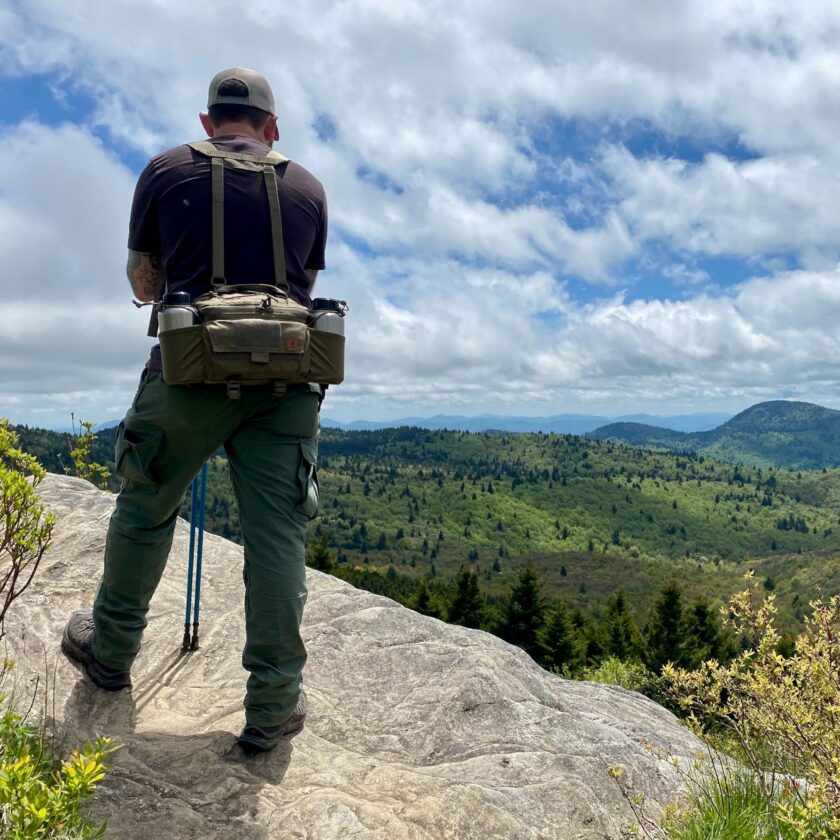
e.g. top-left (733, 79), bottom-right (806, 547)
top-left (579, 656), bottom-right (663, 700)
top-left (0, 420), bottom-right (55, 638)
top-left (664, 573), bottom-right (840, 839)
top-left (66, 417), bottom-right (110, 491)
top-left (0, 680), bottom-right (118, 839)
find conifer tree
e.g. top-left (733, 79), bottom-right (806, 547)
top-left (644, 579), bottom-right (688, 671)
top-left (571, 608), bottom-right (603, 663)
top-left (540, 598), bottom-right (580, 672)
top-left (413, 580), bottom-right (439, 619)
top-left (498, 563), bottom-right (546, 661)
top-left (447, 568), bottom-right (484, 628)
top-left (601, 589), bottom-right (639, 661)
top-left (683, 597), bottom-right (735, 667)
top-left (306, 533), bottom-right (335, 572)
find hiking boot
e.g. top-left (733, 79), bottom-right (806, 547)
top-left (238, 690), bottom-right (307, 755)
top-left (61, 609), bottom-right (132, 691)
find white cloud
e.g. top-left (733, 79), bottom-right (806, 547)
top-left (0, 121), bottom-right (133, 301)
top-left (0, 123), bottom-right (154, 424)
top-left (320, 247), bottom-right (840, 419)
top-left (604, 147), bottom-right (840, 265)
top-left (14, 0), bottom-right (840, 274)
top-left (2, 2), bottom-right (840, 423)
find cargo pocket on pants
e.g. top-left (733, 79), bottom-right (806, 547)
top-left (296, 438), bottom-right (320, 520)
top-left (114, 422), bottom-right (163, 488)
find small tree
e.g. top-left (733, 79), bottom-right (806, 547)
top-left (447, 568), bottom-right (484, 629)
top-left (497, 563), bottom-right (546, 661)
top-left (0, 420), bottom-right (55, 638)
top-left (644, 579), bottom-right (688, 672)
top-left (601, 589), bottom-right (640, 661)
top-left (66, 415), bottom-right (110, 490)
top-left (541, 598), bottom-right (581, 672)
top-left (683, 596), bottom-right (736, 668)
top-left (412, 580), bottom-right (439, 619)
top-left (306, 533), bottom-right (335, 572)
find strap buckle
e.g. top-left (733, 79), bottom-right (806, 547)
top-left (273, 381), bottom-right (288, 398)
top-left (226, 381), bottom-right (242, 400)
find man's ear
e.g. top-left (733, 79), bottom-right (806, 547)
top-left (199, 112), bottom-right (214, 137)
top-left (266, 114), bottom-right (279, 143)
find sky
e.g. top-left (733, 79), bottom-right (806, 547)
top-left (2, 0), bottom-right (840, 427)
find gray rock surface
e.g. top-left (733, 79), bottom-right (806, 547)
top-left (4, 474), bottom-right (705, 839)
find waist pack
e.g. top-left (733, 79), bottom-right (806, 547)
top-left (157, 141), bottom-right (344, 393)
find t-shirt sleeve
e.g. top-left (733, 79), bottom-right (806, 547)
top-left (127, 160), bottom-right (160, 254)
top-left (305, 192), bottom-right (328, 271)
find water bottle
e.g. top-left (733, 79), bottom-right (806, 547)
top-left (158, 292), bottom-right (198, 332)
top-left (310, 298), bottom-right (347, 335)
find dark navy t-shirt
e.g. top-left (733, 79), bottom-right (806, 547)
top-left (128, 135), bottom-right (327, 370)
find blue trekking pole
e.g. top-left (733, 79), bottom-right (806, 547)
top-left (183, 461), bottom-right (208, 652)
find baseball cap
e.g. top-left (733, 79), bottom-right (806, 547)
top-left (207, 67), bottom-right (275, 115)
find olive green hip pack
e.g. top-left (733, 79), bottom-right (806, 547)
top-left (158, 285), bottom-right (345, 387)
top-left (156, 140), bottom-right (345, 392)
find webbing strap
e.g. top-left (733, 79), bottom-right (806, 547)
top-left (211, 158), bottom-right (225, 283)
top-left (262, 165), bottom-right (286, 289)
top-left (189, 141), bottom-right (289, 290)
top-left (189, 140), bottom-right (288, 167)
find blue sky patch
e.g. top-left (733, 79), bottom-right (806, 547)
top-left (0, 72), bottom-right (96, 128)
top-left (356, 164), bottom-right (404, 195)
top-left (312, 112), bottom-right (338, 142)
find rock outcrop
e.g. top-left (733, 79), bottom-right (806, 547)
top-left (4, 474), bottom-right (704, 839)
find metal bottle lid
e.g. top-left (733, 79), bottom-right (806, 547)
top-left (312, 298), bottom-right (343, 313)
top-left (163, 292), bottom-right (191, 305)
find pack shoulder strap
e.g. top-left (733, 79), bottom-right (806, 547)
top-left (188, 141), bottom-right (290, 290)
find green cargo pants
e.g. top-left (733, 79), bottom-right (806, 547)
top-left (92, 370), bottom-right (320, 727)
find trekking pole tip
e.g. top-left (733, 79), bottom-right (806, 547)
top-left (189, 623), bottom-right (200, 651)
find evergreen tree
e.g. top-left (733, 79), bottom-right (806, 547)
top-left (683, 598), bottom-right (736, 667)
top-left (644, 579), bottom-right (688, 671)
top-left (601, 589), bottom-right (639, 661)
top-left (497, 563), bottom-right (546, 661)
top-left (540, 599), bottom-right (580, 672)
top-left (306, 533), bottom-right (335, 572)
top-left (570, 608), bottom-right (603, 663)
top-left (447, 568), bottom-right (484, 628)
top-left (412, 580), bottom-right (439, 619)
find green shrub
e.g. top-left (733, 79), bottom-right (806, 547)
top-left (66, 417), bottom-right (110, 491)
top-left (1, 417), bottom-right (118, 837)
top-left (0, 420), bottom-right (55, 638)
top-left (664, 573), bottom-right (840, 839)
top-left (575, 657), bottom-right (672, 709)
top-left (579, 656), bottom-right (660, 696)
top-left (0, 685), bottom-right (119, 838)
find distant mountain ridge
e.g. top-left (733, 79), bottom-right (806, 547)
top-left (321, 411), bottom-right (730, 435)
top-left (586, 400), bottom-right (840, 470)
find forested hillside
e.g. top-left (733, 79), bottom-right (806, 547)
top-left (588, 399), bottom-right (840, 470)
top-left (15, 421), bottom-right (840, 636)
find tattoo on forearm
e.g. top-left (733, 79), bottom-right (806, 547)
top-left (127, 250), bottom-right (164, 301)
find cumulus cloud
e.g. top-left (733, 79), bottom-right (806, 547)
top-left (2, 2), bottom-right (840, 424)
top-left (324, 250), bottom-right (840, 418)
top-left (8, 0), bottom-right (839, 272)
top-left (603, 147), bottom-right (840, 266)
top-left (0, 122), bottom-right (154, 424)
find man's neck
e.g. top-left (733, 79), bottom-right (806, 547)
top-left (210, 123), bottom-right (268, 144)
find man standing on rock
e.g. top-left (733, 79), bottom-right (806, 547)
top-left (61, 68), bottom-right (327, 754)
